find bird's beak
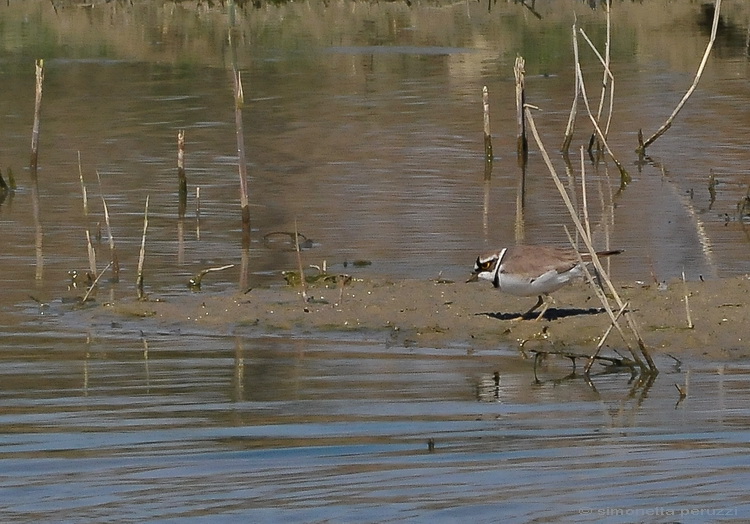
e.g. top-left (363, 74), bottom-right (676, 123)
top-left (466, 272), bottom-right (479, 283)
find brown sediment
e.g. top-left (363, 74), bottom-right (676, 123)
top-left (104, 274), bottom-right (750, 361)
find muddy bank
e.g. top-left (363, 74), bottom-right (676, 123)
top-left (100, 273), bottom-right (750, 362)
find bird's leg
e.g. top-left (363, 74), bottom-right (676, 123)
top-left (521, 295), bottom-right (544, 319)
top-left (534, 295), bottom-right (553, 321)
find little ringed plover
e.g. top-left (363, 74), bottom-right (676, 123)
top-left (468, 245), bottom-right (622, 320)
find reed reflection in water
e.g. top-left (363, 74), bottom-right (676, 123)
top-left (1, 331), bottom-right (750, 521)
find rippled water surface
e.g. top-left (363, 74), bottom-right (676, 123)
top-left (1, 0), bottom-right (750, 521)
top-left (2, 327), bottom-right (750, 522)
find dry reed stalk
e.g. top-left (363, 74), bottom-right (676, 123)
top-left (81, 261), bottom-right (111, 304)
top-left (563, 224), bottom-right (636, 358)
top-left (525, 107), bottom-right (656, 373)
top-left (579, 147), bottom-right (592, 242)
top-left (514, 164), bottom-right (526, 244)
top-left (637, 0), bottom-right (721, 154)
top-left (78, 153), bottom-right (96, 277)
top-left (29, 59), bottom-right (45, 281)
top-left (482, 176), bottom-right (491, 239)
top-left (232, 67), bottom-right (251, 248)
top-left (294, 218), bottom-right (309, 303)
top-left (96, 170), bottom-right (120, 282)
top-left (30, 59), bottom-right (44, 172)
top-left (85, 229), bottom-right (97, 277)
top-left (578, 27), bottom-right (615, 144)
top-left (570, 30), bottom-right (629, 186)
top-left (514, 56), bottom-right (528, 165)
top-left (78, 151), bottom-right (88, 216)
top-left (593, 2), bottom-right (613, 139)
top-left (482, 86), bottom-right (493, 161)
top-left (177, 131), bottom-right (186, 265)
top-left (682, 270), bottom-right (694, 329)
top-left (584, 300), bottom-right (630, 374)
top-left (177, 129), bottom-right (187, 218)
top-left (560, 155), bottom-right (580, 248)
top-left (137, 195), bottom-right (150, 300)
top-left (561, 23), bottom-right (581, 153)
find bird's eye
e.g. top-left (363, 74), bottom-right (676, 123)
top-left (480, 261), bottom-right (491, 271)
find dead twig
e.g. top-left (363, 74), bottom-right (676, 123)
top-left (81, 261), bottom-right (112, 304)
top-left (189, 264), bottom-right (235, 290)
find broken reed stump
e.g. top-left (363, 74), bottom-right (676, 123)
top-left (232, 68), bottom-right (251, 249)
top-left (137, 195), bottom-right (150, 300)
top-left (482, 85), bottom-right (493, 162)
top-left (30, 59), bottom-right (45, 281)
top-left (513, 55), bottom-right (528, 167)
top-left (177, 129), bottom-right (187, 219)
top-left (30, 59), bottom-right (44, 173)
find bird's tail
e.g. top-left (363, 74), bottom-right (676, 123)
top-left (581, 249), bottom-right (623, 262)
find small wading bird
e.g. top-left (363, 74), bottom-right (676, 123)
top-left (468, 245), bottom-right (622, 320)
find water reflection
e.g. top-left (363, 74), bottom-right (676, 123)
top-left (0, 1), bottom-right (748, 306)
top-left (2, 330), bottom-right (750, 520)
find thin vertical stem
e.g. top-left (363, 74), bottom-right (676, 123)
top-left (514, 55), bottom-right (528, 166)
top-left (482, 86), bottom-right (493, 161)
top-left (177, 129), bottom-right (187, 219)
top-left (30, 59), bottom-right (44, 172)
top-left (30, 59), bottom-right (45, 281)
top-left (96, 170), bottom-right (120, 282)
top-left (294, 218), bottom-right (308, 304)
top-left (137, 195), bottom-right (150, 300)
top-left (562, 22), bottom-right (580, 153)
top-left (231, 55), bottom-right (250, 248)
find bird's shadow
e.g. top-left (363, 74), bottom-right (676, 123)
top-left (478, 307), bottom-right (606, 321)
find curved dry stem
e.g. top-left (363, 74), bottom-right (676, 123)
top-left (637, 0), bottom-right (721, 153)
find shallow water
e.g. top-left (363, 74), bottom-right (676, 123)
top-left (1, 0), bottom-right (750, 521)
top-left (2, 325), bottom-right (750, 522)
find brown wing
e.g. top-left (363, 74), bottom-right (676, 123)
top-left (500, 246), bottom-right (580, 278)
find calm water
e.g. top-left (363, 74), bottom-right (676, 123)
top-left (1, 0), bottom-right (750, 521)
top-left (2, 326), bottom-right (750, 522)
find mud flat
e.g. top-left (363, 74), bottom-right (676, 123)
top-left (100, 273), bottom-right (750, 362)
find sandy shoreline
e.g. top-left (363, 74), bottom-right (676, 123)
top-left (103, 273), bottom-right (750, 363)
